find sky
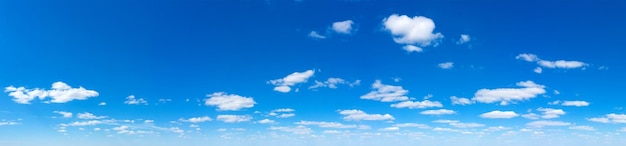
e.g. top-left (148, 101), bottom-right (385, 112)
top-left (1, 0), bottom-right (626, 146)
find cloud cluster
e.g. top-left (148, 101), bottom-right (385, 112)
top-left (361, 80), bottom-right (409, 102)
top-left (269, 108), bottom-right (296, 118)
top-left (309, 78), bottom-right (360, 89)
top-left (516, 53), bottom-right (588, 73)
top-left (383, 14), bottom-right (443, 48)
top-left (268, 70), bottom-right (315, 93)
top-left (124, 95), bottom-right (148, 105)
top-left (471, 80), bottom-right (546, 105)
top-left (588, 113), bottom-right (626, 123)
top-left (205, 92), bottom-right (256, 111)
top-left (217, 115), bottom-right (252, 123)
top-left (180, 116), bottom-right (212, 123)
top-left (4, 82), bottom-right (99, 104)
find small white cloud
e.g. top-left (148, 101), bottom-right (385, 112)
top-left (217, 115), bottom-right (252, 123)
top-left (480, 111), bottom-right (519, 119)
top-left (180, 116), bottom-right (212, 123)
top-left (257, 119), bottom-right (275, 124)
top-left (526, 120), bottom-right (571, 127)
top-left (339, 109), bottom-right (394, 121)
top-left (438, 62), bottom-right (454, 69)
top-left (569, 126), bottom-right (596, 131)
top-left (54, 111), bottom-right (73, 118)
top-left (450, 96), bottom-right (472, 105)
top-left (271, 108), bottom-right (295, 113)
top-left (309, 78), bottom-right (360, 89)
top-left (537, 108), bottom-right (566, 119)
top-left (402, 45), bottom-right (423, 53)
top-left (393, 123), bottom-right (430, 129)
top-left (521, 113), bottom-right (540, 120)
top-left (380, 127), bottom-right (400, 131)
top-left (587, 113), bottom-right (626, 123)
top-left (98, 102), bottom-right (106, 106)
top-left (361, 80), bottom-right (409, 102)
top-left (516, 54), bottom-right (540, 62)
top-left (308, 31), bottom-right (326, 39)
top-left (471, 80), bottom-right (546, 105)
top-left (391, 100), bottom-right (443, 109)
top-left (205, 92), bottom-right (256, 111)
top-left (77, 112), bottom-right (107, 119)
top-left (124, 95), bottom-right (148, 105)
top-left (332, 20), bottom-right (354, 34)
top-left (4, 82), bottom-right (99, 104)
top-left (420, 109), bottom-right (456, 115)
top-left (534, 67), bottom-right (542, 74)
top-left (383, 14), bottom-right (443, 46)
top-left (433, 120), bottom-right (484, 128)
top-left (457, 34), bottom-right (470, 44)
top-left (516, 53), bottom-right (588, 70)
top-left (144, 120), bottom-right (154, 123)
top-left (269, 126), bottom-right (312, 135)
top-left (276, 113), bottom-right (295, 118)
top-left (268, 70), bottom-right (315, 93)
top-left (561, 101), bottom-right (590, 107)
top-left (295, 121), bottom-right (357, 128)
top-left (0, 121), bottom-right (21, 126)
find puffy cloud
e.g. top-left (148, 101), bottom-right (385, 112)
top-left (383, 14), bottom-right (443, 46)
top-left (438, 62), bottom-right (454, 69)
top-left (456, 34), bottom-right (470, 44)
top-left (295, 121), bottom-right (357, 128)
top-left (77, 112), bottom-right (107, 119)
top-left (471, 80), bottom-right (546, 105)
top-left (433, 120), bottom-right (484, 128)
top-left (480, 111), bottom-right (519, 119)
top-left (205, 92), bottom-right (256, 111)
top-left (54, 111), bottom-right (73, 118)
top-left (216, 115), bottom-right (252, 123)
top-left (361, 80), bottom-right (409, 102)
top-left (587, 114), bottom-right (626, 123)
top-left (569, 126), bottom-right (596, 131)
top-left (526, 120), bottom-right (571, 127)
top-left (339, 109), bottom-right (394, 121)
top-left (308, 31), bottom-right (326, 39)
top-left (180, 116), bottom-right (212, 123)
top-left (537, 108), bottom-right (566, 119)
top-left (420, 109), bottom-right (456, 115)
top-left (561, 101), bottom-right (590, 107)
top-left (332, 20), bottom-right (354, 34)
top-left (257, 119), bottom-right (275, 124)
top-left (269, 126), bottom-right (312, 135)
top-left (402, 45), bottom-right (423, 53)
top-left (450, 96), bottom-right (472, 105)
top-left (309, 78), bottom-right (360, 89)
top-left (391, 100), bottom-right (443, 109)
top-left (516, 53), bottom-right (588, 70)
top-left (393, 123), bottom-right (430, 129)
top-left (124, 95), bottom-right (147, 105)
top-left (268, 70), bottom-right (315, 93)
top-left (4, 82), bottom-right (99, 104)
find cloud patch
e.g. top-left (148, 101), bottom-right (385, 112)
top-left (339, 109), bottom-right (394, 121)
top-left (480, 111), bottom-right (519, 119)
top-left (268, 70), bottom-right (315, 93)
top-left (383, 14), bottom-right (443, 47)
top-left (4, 82), bottom-right (99, 104)
top-left (205, 92), bottom-right (256, 111)
top-left (471, 81), bottom-right (546, 105)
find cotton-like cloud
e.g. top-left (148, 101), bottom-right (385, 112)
top-left (471, 80), bottom-right (546, 105)
top-left (420, 109), bottom-right (456, 115)
top-left (383, 14), bottom-right (443, 46)
top-left (480, 111), bottom-right (519, 119)
top-left (391, 100), bottom-right (443, 109)
top-left (54, 111), bottom-right (73, 118)
top-left (205, 92), bottom-right (256, 111)
top-left (526, 120), bottom-right (571, 127)
top-left (77, 112), bottom-right (107, 119)
top-left (588, 113), bottom-right (626, 123)
top-left (332, 20), bottom-right (354, 34)
top-left (450, 96), bottom-right (472, 105)
top-left (124, 95), bottom-right (147, 105)
top-left (268, 70), bottom-right (315, 93)
top-left (4, 82), bottom-right (99, 104)
top-left (438, 62), bottom-right (454, 69)
top-left (361, 80), bottom-right (409, 102)
top-left (457, 34), bottom-right (470, 44)
top-left (339, 109), bottom-right (394, 121)
top-left (180, 116), bottom-right (212, 123)
top-left (216, 115), bottom-right (252, 123)
top-left (295, 121), bottom-right (357, 128)
top-left (516, 53), bottom-right (588, 70)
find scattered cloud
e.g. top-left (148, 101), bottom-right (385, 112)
top-left (383, 14), bottom-right (443, 47)
top-left (438, 62), bottom-right (454, 69)
top-left (380, 127), bottom-right (400, 131)
top-left (516, 53), bottom-right (588, 70)
top-left (269, 108), bottom-right (296, 118)
top-left (450, 96), bottom-right (472, 105)
top-left (521, 113), bottom-right (540, 120)
top-left (433, 120), bottom-right (484, 128)
top-left (361, 80), bottom-right (409, 102)
top-left (391, 100), bottom-right (443, 109)
top-left (561, 101), bottom-right (590, 107)
top-left (339, 109), bottom-right (394, 121)
top-left (456, 34), bottom-right (470, 44)
top-left (471, 80), bottom-right (546, 105)
top-left (537, 108), bottom-right (566, 119)
top-left (402, 45), bottom-right (423, 53)
top-left (587, 114), bottom-right (626, 123)
top-left (308, 31), bottom-right (326, 39)
top-left (54, 111), bottom-right (73, 118)
top-left (257, 119), bottom-right (276, 124)
top-left (295, 121), bottom-right (357, 128)
top-left (180, 116), bottom-right (212, 123)
top-left (216, 115), bottom-right (252, 123)
top-left (98, 102), bottom-right (106, 106)
top-left (526, 120), bottom-right (571, 127)
top-left (332, 20), bottom-right (355, 34)
top-left (420, 109), bottom-right (456, 115)
top-left (393, 123), bottom-right (430, 129)
top-left (480, 111), bottom-right (519, 119)
top-left (77, 112), bottom-right (107, 119)
top-left (268, 70), bottom-right (315, 93)
top-left (269, 126), bottom-right (312, 135)
top-left (205, 92), bottom-right (256, 111)
top-left (124, 95), bottom-right (147, 105)
top-left (309, 78), bottom-right (360, 89)
top-left (0, 121), bottom-right (20, 126)
top-left (569, 126), bottom-right (596, 131)
top-left (4, 82), bottom-right (99, 104)
top-left (534, 67), bottom-right (542, 74)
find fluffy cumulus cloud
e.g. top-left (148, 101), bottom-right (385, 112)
top-left (480, 111), bottom-right (519, 119)
top-left (537, 108), bottom-right (566, 119)
top-left (588, 113), bottom-right (626, 123)
top-left (268, 70), bottom-right (315, 93)
top-left (391, 100), bottom-right (443, 109)
top-left (438, 62), bottom-right (454, 69)
top-left (309, 78), bottom-right (360, 89)
top-left (361, 80), bottom-right (409, 102)
top-left (4, 82), bottom-right (99, 104)
top-left (471, 80), bottom-right (546, 105)
top-left (205, 92), bottom-right (256, 111)
top-left (420, 109), bottom-right (456, 115)
top-left (383, 14), bottom-right (443, 47)
top-left (450, 96), bottom-right (472, 105)
top-left (216, 115), bottom-right (252, 123)
top-left (332, 20), bottom-right (355, 34)
top-left (516, 53), bottom-right (588, 71)
top-left (295, 121), bottom-right (357, 129)
top-left (526, 120), bottom-right (571, 127)
top-left (124, 95), bottom-right (147, 105)
top-left (457, 34), bottom-right (471, 44)
top-left (180, 116), bottom-right (212, 123)
top-left (339, 109), bottom-right (394, 121)
top-left (54, 111), bottom-right (73, 118)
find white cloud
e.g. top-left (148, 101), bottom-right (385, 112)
top-left (526, 120), bottom-right (571, 127)
top-left (393, 123), bottom-right (430, 129)
top-left (450, 96), bottom-right (472, 105)
top-left (534, 67), bottom-right (542, 74)
top-left (456, 34), bottom-right (470, 44)
top-left (309, 78), bottom-right (360, 89)
top-left (180, 116), bottom-right (212, 123)
top-left (66, 120), bottom-right (114, 126)
top-left (332, 20), bottom-right (354, 34)
top-left (54, 111), bottom-right (73, 118)
top-left (4, 82), bottom-right (99, 104)
top-left (383, 14), bottom-right (443, 46)
top-left (308, 31), bottom-right (326, 39)
top-left (205, 92), bottom-right (256, 111)
top-left (482, 126), bottom-right (511, 132)
top-left (480, 111), bottom-right (519, 119)
top-left (471, 80), bottom-right (546, 105)
top-left (588, 114), bottom-right (626, 123)
top-left (391, 100), bottom-right (443, 109)
top-left (276, 113), bottom-right (295, 118)
top-left (216, 115), bottom-right (252, 123)
top-left (361, 80), bottom-right (409, 102)
top-left (438, 62), bottom-right (454, 69)
top-left (521, 113), bottom-right (540, 120)
top-left (268, 70), bottom-right (315, 93)
top-left (516, 54), bottom-right (540, 62)
top-left (77, 112), bottom-right (107, 119)
top-left (420, 109), bottom-right (456, 115)
top-left (295, 121), bottom-right (357, 128)
top-left (144, 120), bottom-right (154, 123)
top-left (537, 108), bottom-right (566, 119)
top-left (0, 121), bottom-right (20, 126)
top-left (380, 127), bottom-right (400, 131)
top-left (271, 108), bottom-right (295, 113)
top-left (402, 45), bottom-right (423, 53)
top-left (569, 126), bottom-right (596, 131)
top-left (433, 120), bottom-right (484, 128)
top-left (269, 126), bottom-right (312, 135)
top-left (620, 127), bottom-right (626, 132)
top-left (339, 109), bottom-right (394, 121)
top-left (124, 95), bottom-right (147, 105)
top-left (561, 101), bottom-right (590, 107)
top-left (516, 53), bottom-right (588, 69)
top-left (98, 102), bottom-right (106, 106)
top-left (257, 119), bottom-right (275, 124)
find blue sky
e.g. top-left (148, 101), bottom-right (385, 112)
top-left (1, 0), bottom-right (626, 145)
